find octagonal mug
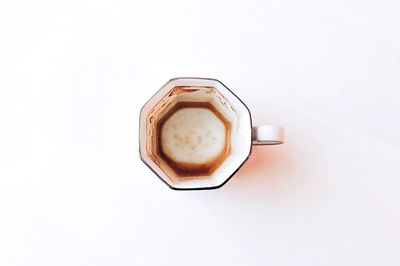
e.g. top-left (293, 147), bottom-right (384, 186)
top-left (139, 77), bottom-right (284, 190)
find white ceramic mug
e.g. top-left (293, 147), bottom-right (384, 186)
top-left (139, 77), bottom-right (284, 190)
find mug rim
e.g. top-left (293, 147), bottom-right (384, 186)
top-left (139, 77), bottom-right (253, 190)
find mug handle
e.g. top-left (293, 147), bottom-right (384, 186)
top-left (252, 125), bottom-right (285, 145)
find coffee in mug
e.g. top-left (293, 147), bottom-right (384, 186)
top-left (157, 101), bottom-right (231, 177)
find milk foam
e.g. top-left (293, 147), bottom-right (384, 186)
top-left (161, 107), bottom-right (226, 164)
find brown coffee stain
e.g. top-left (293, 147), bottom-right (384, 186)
top-left (168, 86), bottom-right (214, 96)
top-left (155, 101), bottom-right (231, 177)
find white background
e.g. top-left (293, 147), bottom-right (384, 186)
top-left (1, 0), bottom-right (400, 265)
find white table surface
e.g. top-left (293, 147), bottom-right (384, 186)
top-left (1, 0), bottom-right (400, 265)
